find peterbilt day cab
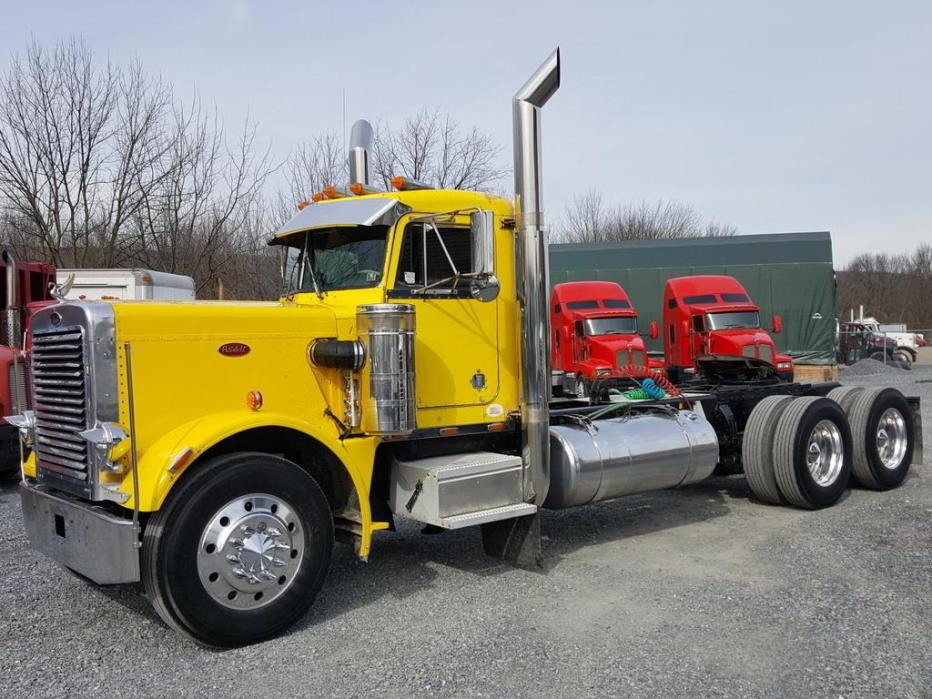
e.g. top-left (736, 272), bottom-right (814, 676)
top-left (550, 281), bottom-right (662, 398)
top-left (9, 51), bottom-right (922, 647)
top-left (662, 275), bottom-right (794, 383)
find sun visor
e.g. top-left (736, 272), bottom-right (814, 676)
top-left (270, 198), bottom-right (409, 244)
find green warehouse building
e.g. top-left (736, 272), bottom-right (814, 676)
top-left (548, 231), bottom-right (836, 366)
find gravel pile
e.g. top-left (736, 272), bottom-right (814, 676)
top-left (841, 358), bottom-right (909, 376)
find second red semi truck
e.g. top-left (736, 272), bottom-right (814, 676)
top-left (662, 275), bottom-right (794, 383)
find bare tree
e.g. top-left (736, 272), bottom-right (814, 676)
top-left (556, 189), bottom-right (737, 243)
top-left (837, 243), bottom-right (932, 330)
top-left (371, 109), bottom-right (506, 191)
top-left (0, 38), bottom-right (174, 267)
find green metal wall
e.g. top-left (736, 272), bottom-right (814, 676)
top-left (549, 233), bottom-right (836, 364)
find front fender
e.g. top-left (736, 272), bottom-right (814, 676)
top-left (124, 411), bottom-right (373, 523)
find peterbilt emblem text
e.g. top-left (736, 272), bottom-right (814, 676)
top-left (219, 342), bottom-right (251, 357)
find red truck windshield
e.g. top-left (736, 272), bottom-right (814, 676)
top-left (585, 316), bottom-right (638, 336)
top-left (706, 311), bottom-right (760, 330)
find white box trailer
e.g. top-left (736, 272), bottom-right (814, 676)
top-left (56, 269), bottom-right (196, 301)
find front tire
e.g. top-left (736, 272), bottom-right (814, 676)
top-left (142, 452), bottom-right (333, 647)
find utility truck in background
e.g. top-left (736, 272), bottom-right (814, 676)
top-left (846, 307), bottom-right (919, 367)
top-left (57, 268), bottom-right (196, 301)
top-left (550, 281), bottom-right (663, 399)
top-left (8, 50), bottom-right (922, 647)
top-left (662, 275), bottom-right (794, 383)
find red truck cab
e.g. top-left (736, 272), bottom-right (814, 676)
top-left (0, 252), bottom-right (56, 475)
top-left (550, 281), bottom-right (660, 398)
top-left (662, 275), bottom-right (793, 383)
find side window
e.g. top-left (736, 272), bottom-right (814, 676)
top-left (574, 320), bottom-right (585, 337)
top-left (394, 222), bottom-right (472, 293)
top-left (669, 324), bottom-right (676, 343)
top-left (693, 315), bottom-right (704, 332)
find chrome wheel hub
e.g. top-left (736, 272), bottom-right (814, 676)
top-left (876, 408), bottom-right (907, 470)
top-left (196, 494), bottom-right (304, 609)
top-left (806, 419), bottom-right (844, 487)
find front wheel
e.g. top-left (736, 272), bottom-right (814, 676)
top-left (142, 452), bottom-right (333, 647)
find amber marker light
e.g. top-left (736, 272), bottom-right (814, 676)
top-left (348, 183), bottom-right (365, 195)
top-left (297, 200), bottom-right (309, 210)
top-left (311, 192), bottom-right (324, 202)
top-left (247, 390), bottom-right (264, 411)
top-left (168, 447), bottom-right (195, 474)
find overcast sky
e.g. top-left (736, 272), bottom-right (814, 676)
top-left (2, 1), bottom-right (929, 265)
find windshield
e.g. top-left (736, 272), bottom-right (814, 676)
top-left (584, 316), bottom-right (638, 336)
top-left (705, 311), bottom-right (761, 330)
top-left (282, 226), bottom-right (389, 294)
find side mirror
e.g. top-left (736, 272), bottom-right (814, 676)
top-left (772, 314), bottom-right (783, 334)
top-left (469, 210), bottom-right (498, 302)
top-left (649, 321), bottom-right (659, 340)
top-left (470, 210), bottom-right (494, 276)
top-left (470, 275), bottom-right (500, 302)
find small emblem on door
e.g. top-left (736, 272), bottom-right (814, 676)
top-left (471, 370), bottom-right (486, 390)
top-left (219, 342), bottom-right (250, 357)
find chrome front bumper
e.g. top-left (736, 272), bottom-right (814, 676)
top-left (20, 482), bottom-right (140, 584)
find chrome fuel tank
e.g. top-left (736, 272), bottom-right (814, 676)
top-left (545, 409), bottom-right (719, 509)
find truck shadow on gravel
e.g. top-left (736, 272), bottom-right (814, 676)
top-left (288, 476), bottom-right (745, 637)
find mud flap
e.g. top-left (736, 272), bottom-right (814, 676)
top-left (480, 511), bottom-right (542, 568)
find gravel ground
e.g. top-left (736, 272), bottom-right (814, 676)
top-left (2, 371), bottom-right (930, 698)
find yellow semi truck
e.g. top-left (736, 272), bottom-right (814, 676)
top-left (9, 50), bottom-right (921, 647)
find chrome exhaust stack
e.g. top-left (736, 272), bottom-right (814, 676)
top-left (513, 49), bottom-right (560, 505)
top-left (2, 250), bottom-right (20, 350)
top-left (348, 119), bottom-right (373, 186)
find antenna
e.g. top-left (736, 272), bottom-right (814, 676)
top-left (342, 87), bottom-right (346, 174)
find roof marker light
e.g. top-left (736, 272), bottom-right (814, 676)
top-left (390, 176), bottom-right (433, 191)
top-left (349, 182), bottom-right (379, 196)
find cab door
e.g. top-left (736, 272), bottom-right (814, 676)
top-left (387, 216), bottom-right (500, 418)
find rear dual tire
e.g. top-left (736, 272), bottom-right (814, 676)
top-left (846, 387), bottom-right (914, 490)
top-left (744, 396), bottom-right (852, 509)
top-left (772, 398), bottom-right (852, 509)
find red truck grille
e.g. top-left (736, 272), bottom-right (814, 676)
top-left (617, 349), bottom-right (647, 368)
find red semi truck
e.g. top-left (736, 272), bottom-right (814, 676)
top-left (550, 281), bottom-right (663, 398)
top-left (662, 275), bottom-right (794, 383)
top-left (0, 252), bottom-right (56, 475)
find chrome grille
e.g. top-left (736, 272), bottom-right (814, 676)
top-left (31, 326), bottom-right (89, 483)
top-left (742, 344), bottom-right (756, 358)
top-left (759, 344), bottom-right (774, 364)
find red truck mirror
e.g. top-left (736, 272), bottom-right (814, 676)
top-left (649, 321), bottom-right (659, 340)
top-left (772, 314), bottom-right (783, 334)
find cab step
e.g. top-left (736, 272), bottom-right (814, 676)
top-left (390, 451), bottom-right (534, 529)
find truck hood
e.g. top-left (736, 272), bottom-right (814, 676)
top-left (707, 328), bottom-right (774, 353)
top-left (110, 300), bottom-right (340, 341)
top-left (587, 335), bottom-right (646, 353)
